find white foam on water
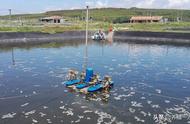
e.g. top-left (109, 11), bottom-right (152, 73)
top-left (114, 93), bottom-right (134, 101)
top-left (0, 70), bottom-right (3, 76)
top-left (21, 103), bottom-right (29, 107)
top-left (47, 119), bottom-right (52, 123)
top-left (140, 111), bottom-right (147, 117)
top-left (1, 113), bottom-right (16, 119)
top-left (24, 110), bottom-right (36, 116)
top-left (83, 110), bottom-right (93, 113)
top-left (87, 117), bottom-right (91, 120)
top-left (33, 85), bottom-right (40, 87)
top-left (131, 101), bottom-right (143, 108)
top-left (95, 111), bottom-right (117, 124)
top-left (120, 87), bottom-right (128, 92)
top-left (32, 118), bottom-right (38, 123)
top-left (134, 116), bottom-right (145, 123)
top-left (141, 97), bottom-right (146, 100)
top-left (59, 106), bottom-right (66, 110)
top-left (46, 60), bottom-right (54, 64)
top-left (151, 104), bottom-right (160, 109)
top-left (33, 91), bottom-right (37, 94)
top-left (62, 108), bottom-right (74, 116)
top-left (164, 100), bottom-right (170, 104)
top-left (184, 97), bottom-right (190, 104)
top-left (147, 100), bottom-right (152, 104)
top-left (81, 106), bottom-right (88, 109)
top-left (112, 59), bottom-right (117, 62)
top-left (75, 119), bottom-right (80, 123)
top-left (43, 106), bottom-right (48, 109)
top-left (78, 115), bottom-right (84, 119)
top-left (39, 112), bottom-right (46, 117)
top-left (71, 102), bottom-right (81, 105)
top-left (129, 108), bottom-right (136, 113)
top-left (156, 89), bottom-right (162, 94)
top-left (118, 64), bottom-right (130, 68)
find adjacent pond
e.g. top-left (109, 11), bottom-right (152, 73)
top-left (0, 40), bottom-right (190, 124)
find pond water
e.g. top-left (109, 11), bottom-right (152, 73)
top-left (0, 40), bottom-right (190, 124)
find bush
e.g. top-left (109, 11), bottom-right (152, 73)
top-left (113, 17), bottom-right (130, 24)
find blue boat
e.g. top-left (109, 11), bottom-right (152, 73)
top-left (87, 81), bottom-right (114, 93)
top-left (87, 83), bottom-right (103, 92)
top-left (65, 79), bottom-right (80, 87)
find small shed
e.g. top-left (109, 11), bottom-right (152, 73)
top-left (40, 16), bottom-right (64, 23)
top-left (130, 16), bottom-right (163, 23)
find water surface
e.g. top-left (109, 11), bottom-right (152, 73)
top-left (0, 41), bottom-right (190, 124)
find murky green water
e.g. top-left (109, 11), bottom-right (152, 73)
top-left (0, 40), bottom-right (190, 124)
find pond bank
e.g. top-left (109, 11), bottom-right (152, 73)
top-left (114, 31), bottom-right (190, 46)
top-left (0, 31), bottom-right (190, 46)
top-left (0, 31), bottom-right (87, 46)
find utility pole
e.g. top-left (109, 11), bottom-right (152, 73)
top-left (9, 9), bottom-right (12, 20)
top-left (8, 9), bottom-right (12, 26)
top-left (86, 6), bottom-right (89, 47)
top-left (84, 6), bottom-right (89, 70)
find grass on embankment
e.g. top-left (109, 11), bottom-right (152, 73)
top-left (0, 22), bottom-right (190, 33)
top-left (114, 22), bottom-right (190, 32)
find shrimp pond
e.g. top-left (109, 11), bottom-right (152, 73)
top-left (0, 40), bottom-right (190, 124)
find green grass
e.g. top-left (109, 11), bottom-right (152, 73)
top-left (0, 7), bottom-right (190, 33)
top-left (114, 22), bottom-right (190, 32)
top-left (0, 22), bottom-right (190, 33)
top-left (1, 8), bottom-right (190, 22)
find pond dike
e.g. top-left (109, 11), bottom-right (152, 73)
top-left (0, 31), bottom-right (190, 46)
top-left (0, 31), bottom-right (89, 47)
top-left (114, 31), bottom-right (190, 46)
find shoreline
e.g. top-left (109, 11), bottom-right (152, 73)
top-left (0, 31), bottom-right (190, 46)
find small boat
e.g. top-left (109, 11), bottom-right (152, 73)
top-left (91, 31), bottom-right (106, 41)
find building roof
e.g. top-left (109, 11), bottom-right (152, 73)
top-left (41, 16), bottom-right (63, 20)
top-left (130, 16), bottom-right (163, 21)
